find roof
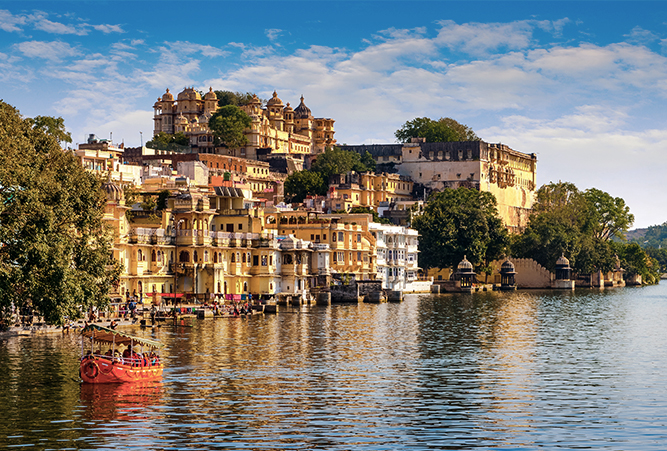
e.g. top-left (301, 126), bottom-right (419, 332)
top-left (214, 186), bottom-right (244, 197)
top-left (81, 324), bottom-right (164, 348)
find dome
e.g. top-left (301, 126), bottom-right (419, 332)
top-left (266, 90), bottom-right (284, 107)
top-left (162, 88), bottom-right (174, 102)
top-left (294, 95), bottom-right (312, 118)
top-left (177, 87), bottom-right (202, 101)
top-left (457, 255), bottom-right (474, 272)
top-left (204, 87), bottom-right (217, 101)
top-left (283, 102), bottom-right (293, 112)
top-left (500, 259), bottom-right (516, 274)
top-left (556, 254), bottom-right (570, 267)
top-left (102, 180), bottom-right (123, 202)
top-left (176, 113), bottom-right (188, 125)
top-left (249, 94), bottom-right (261, 105)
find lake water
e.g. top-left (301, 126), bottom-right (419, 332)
top-left (2, 284), bottom-right (667, 450)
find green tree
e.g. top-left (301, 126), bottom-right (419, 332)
top-left (284, 170), bottom-right (326, 203)
top-left (25, 115), bottom-right (72, 144)
top-left (615, 242), bottom-right (661, 285)
top-left (0, 101), bottom-right (121, 327)
top-left (214, 90), bottom-right (262, 107)
top-left (311, 147), bottom-right (374, 182)
top-left (411, 188), bottom-right (509, 271)
top-left (395, 117), bottom-right (480, 143)
top-left (513, 181), bottom-right (639, 276)
top-left (146, 132), bottom-right (189, 151)
top-left (208, 105), bottom-right (252, 149)
top-left (156, 189), bottom-right (170, 211)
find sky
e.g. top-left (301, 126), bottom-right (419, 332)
top-left (1, 1), bottom-right (666, 229)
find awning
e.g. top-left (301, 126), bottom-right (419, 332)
top-left (81, 324), bottom-right (164, 348)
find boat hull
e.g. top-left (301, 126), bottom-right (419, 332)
top-left (80, 357), bottom-right (163, 384)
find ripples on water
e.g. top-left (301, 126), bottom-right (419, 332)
top-left (2, 285), bottom-right (667, 449)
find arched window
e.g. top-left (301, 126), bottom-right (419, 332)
top-left (179, 251), bottom-right (190, 263)
top-left (214, 253), bottom-right (218, 263)
top-left (242, 253), bottom-right (246, 263)
top-left (204, 251), bottom-right (209, 262)
top-left (151, 249), bottom-right (156, 262)
top-left (231, 253), bottom-right (236, 263)
top-left (194, 251), bottom-right (199, 262)
top-left (137, 249), bottom-right (143, 261)
top-left (243, 282), bottom-right (248, 292)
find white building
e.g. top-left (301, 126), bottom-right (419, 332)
top-left (369, 223), bottom-right (421, 292)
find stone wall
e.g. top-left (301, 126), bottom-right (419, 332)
top-left (490, 258), bottom-right (553, 289)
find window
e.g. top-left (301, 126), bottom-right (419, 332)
top-left (357, 252), bottom-right (362, 262)
top-left (333, 252), bottom-right (337, 262)
top-left (357, 233), bottom-right (361, 242)
top-left (247, 252), bottom-right (251, 265)
top-left (311, 234), bottom-right (315, 240)
top-left (231, 253), bottom-right (236, 263)
top-left (323, 234), bottom-right (327, 240)
top-left (238, 223), bottom-right (243, 230)
top-left (338, 232), bottom-right (344, 241)
top-left (332, 233), bottom-right (336, 242)
top-left (269, 255), bottom-right (273, 266)
top-left (261, 255), bottom-right (267, 266)
top-left (253, 255), bottom-right (259, 266)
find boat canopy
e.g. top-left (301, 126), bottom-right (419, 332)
top-left (81, 324), bottom-right (164, 349)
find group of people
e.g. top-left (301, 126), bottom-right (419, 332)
top-left (81, 345), bottom-right (160, 367)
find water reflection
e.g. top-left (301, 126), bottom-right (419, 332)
top-left (2, 286), bottom-right (667, 449)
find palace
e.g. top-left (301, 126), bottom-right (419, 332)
top-left (152, 87), bottom-right (336, 159)
top-left (340, 140), bottom-right (538, 232)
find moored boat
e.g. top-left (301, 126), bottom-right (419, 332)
top-left (80, 324), bottom-right (164, 384)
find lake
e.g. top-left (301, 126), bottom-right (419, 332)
top-left (2, 284), bottom-right (667, 449)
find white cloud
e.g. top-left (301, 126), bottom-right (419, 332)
top-left (0, 9), bottom-right (27, 32)
top-left (623, 26), bottom-right (658, 45)
top-left (265, 28), bottom-right (283, 42)
top-left (92, 24), bottom-right (124, 34)
top-left (33, 18), bottom-right (88, 35)
top-left (434, 20), bottom-right (536, 55)
top-left (14, 41), bottom-right (79, 61)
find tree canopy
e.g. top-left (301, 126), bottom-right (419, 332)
top-left (214, 90), bottom-right (263, 107)
top-left (310, 147), bottom-right (375, 182)
top-left (146, 132), bottom-right (189, 151)
top-left (208, 105), bottom-right (252, 149)
top-left (411, 188), bottom-right (508, 272)
top-left (0, 101), bottom-right (120, 327)
top-left (395, 117), bottom-right (480, 143)
top-left (284, 147), bottom-right (377, 203)
top-left (511, 181), bottom-right (659, 282)
top-left (284, 170), bottom-right (326, 203)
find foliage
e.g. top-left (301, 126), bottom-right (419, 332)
top-left (25, 115), bottom-right (72, 144)
top-left (310, 147), bottom-right (375, 182)
top-left (284, 170), bottom-right (326, 203)
top-left (146, 132), bottom-right (189, 151)
top-left (214, 90), bottom-right (262, 107)
top-left (411, 188), bottom-right (509, 271)
top-left (644, 247), bottom-right (667, 273)
top-left (614, 242), bottom-right (661, 285)
top-left (208, 105), bottom-right (252, 149)
top-left (395, 117), bottom-right (480, 143)
top-left (629, 222), bottom-right (667, 249)
top-left (140, 195), bottom-right (157, 212)
top-left (0, 101), bottom-right (121, 326)
top-left (156, 189), bottom-right (170, 211)
top-left (348, 206), bottom-right (391, 224)
top-left (512, 181), bottom-right (648, 280)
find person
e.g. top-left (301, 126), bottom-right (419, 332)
top-left (150, 305), bottom-right (157, 326)
top-left (109, 320), bottom-right (117, 330)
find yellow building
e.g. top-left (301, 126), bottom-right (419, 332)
top-left (152, 88), bottom-right (336, 159)
top-left (327, 171), bottom-right (414, 212)
top-left (266, 211), bottom-right (377, 281)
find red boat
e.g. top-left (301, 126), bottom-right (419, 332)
top-left (80, 324), bottom-right (164, 384)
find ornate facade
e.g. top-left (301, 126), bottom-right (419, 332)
top-left (152, 88), bottom-right (336, 159)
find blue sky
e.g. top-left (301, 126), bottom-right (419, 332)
top-left (1, 1), bottom-right (667, 229)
